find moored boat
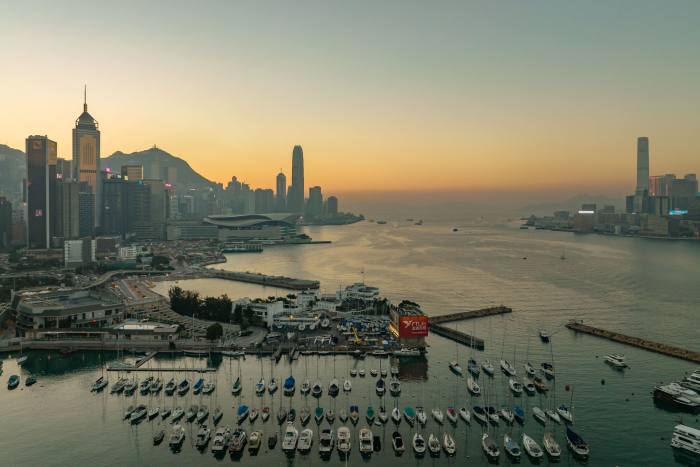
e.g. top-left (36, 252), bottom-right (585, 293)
top-left (412, 433), bottom-right (426, 455)
top-left (392, 431), bottom-right (405, 454)
top-left (543, 431), bottom-right (562, 459)
top-left (565, 426), bottom-right (590, 459)
top-left (670, 424), bottom-right (700, 456)
top-left (522, 433), bottom-right (544, 459)
top-left (503, 434), bottom-right (521, 460)
top-left (481, 433), bottom-right (500, 460)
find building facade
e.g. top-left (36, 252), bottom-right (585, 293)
top-left (289, 145), bottom-right (304, 213)
top-left (26, 135), bottom-right (57, 249)
top-left (72, 92), bottom-right (101, 229)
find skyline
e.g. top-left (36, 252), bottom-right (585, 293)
top-left (2, 1), bottom-right (700, 194)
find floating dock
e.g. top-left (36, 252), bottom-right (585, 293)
top-left (428, 306), bottom-right (512, 350)
top-left (566, 320), bottom-right (700, 363)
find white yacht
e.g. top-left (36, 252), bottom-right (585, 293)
top-left (543, 431), bottom-right (562, 459)
top-left (500, 359), bottom-right (516, 376)
top-left (481, 359), bottom-right (495, 376)
top-left (604, 354), bottom-right (628, 369)
top-left (168, 424), bottom-right (185, 449)
top-left (467, 376), bottom-right (481, 395)
top-left (442, 432), bottom-right (456, 455)
top-left (412, 433), bottom-right (426, 455)
top-left (431, 408), bottom-right (444, 424)
top-left (681, 370), bottom-right (700, 392)
top-left (195, 425), bottom-right (211, 449)
top-left (508, 378), bottom-right (523, 395)
top-left (359, 427), bottom-right (374, 455)
top-left (671, 424), bottom-right (700, 456)
top-left (337, 426), bottom-right (351, 454)
top-left (458, 407), bottom-right (471, 424)
top-left (297, 428), bottom-right (313, 452)
top-left (428, 433), bottom-right (441, 457)
top-left (522, 433), bottom-right (544, 459)
top-left (211, 426), bottom-right (231, 454)
top-left (448, 361), bottom-right (463, 375)
top-left (281, 422), bottom-right (299, 451)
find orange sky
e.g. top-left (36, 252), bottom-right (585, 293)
top-left (1, 1), bottom-right (698, 194)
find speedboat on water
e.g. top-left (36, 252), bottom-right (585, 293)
top-left (212, 407), bottom-right (223, 425)
top-left (229, 428), bottom-right (247, 455)
top-left (140, 377), bottom-right (153, 395)
top-left (202, 382), bottom-right (215, 394)
top-left (195, 424), bottom-right (211, 450)
top-left (171, 407), bottom-right (184, 422)
top-left (337, 426), bottom-right (351, 455)
top-left (297, 428), bottom-right (313, 452)
top-left (168, 424), bottom-right (185, 450)
top-left (161, 407), bottom-right (171, 420)
top-left (481, 433), bottom-right (500, 461)
top-left (522, 433), bottom-right (544, 459)
top-left (211, 426), bottom-right (231, 454)
top-left (130, 405), bottom-right (147, 424)
top-left (565, 426), bottom-right (590, 459)
top-left (391, 431), bottom-right (405, 454)
top-left (319, 427), bottom-right (335, 456)
top-left (186, 405), bottom-right (198, 422)
top-left (298, 407), bottom-right (309, 426)
top-left (261, 406), bottom-right (270, 422)
top-left (248, 430), bottom-right (262, 453)
top-left (378, 406), bottom-right (388, 423)
top-left (193, 378), bottom-right (204, 394)
top-left (176, 378), bottom-right (189, 396)
top-left (326, 408), bottom-right (335, 424)
top-left (315, 406), bottom-right (325, 424)
top-left (350, 405), bottom-right (360, 425)
top-left (503, 434), bottom-right (521, 460)
top-left (197, 406), bottom-right (209, 423)
top-left (366, 406), bottom-right (375, 424)
top-left (148, 406), bottom-right (159, 419)
top-left (543, 431), bottom-right (562, 460)
top-left (164, 378), bottom-right (176, 395)
top-left (359, 427), bottom-right (373, 456)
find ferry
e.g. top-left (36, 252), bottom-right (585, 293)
top-left (671, 424), bottom-right (700, 456)
top-left (222, 242), bottom-right (263, 253)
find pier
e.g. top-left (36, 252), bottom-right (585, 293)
top-left (430, 305), bottom-right (512, 324)
top-left (566, 320), bottom-right (700, 363)
top-left (208, 269), bottom-right (320, 290)
top-left (429, 324), bottom-right (484, 350)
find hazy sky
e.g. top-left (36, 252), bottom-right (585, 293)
top-left (1, 1), bottom-right (698, 195)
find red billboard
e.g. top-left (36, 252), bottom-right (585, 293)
top-left (399, 316), bottom-right (429, 337)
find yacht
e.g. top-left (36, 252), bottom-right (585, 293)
top-left (370, 368), bottom-right (378, 377)
top-left (524, 361), bottom-right (536, 377)
top-left (446, 406), bottom-right (458, 424)
top-left (150, 377), bottom-right (163, 394)
top-left (337, 426), bottom-right (351, 455)
top-left (171, 407), bottom-right (184, 422)
top-left (261, 406), bottom-right (270, 422)
top-left (481, 359), bottom-right (495, 376)
top-left (427, 433), bottom-right (441, 457)
top-left (500, 407), bottom-right (514, 424)
top-left (359, 427), bottom-right (374, 456)
top-left (195, 424), bottom-right (211, 449)
top-left (412, 433), bottom-right (426, 455)
top-left (565, 426), bottom-right (590, 459)
top-left (543, 431), bottom-right (562, 459)
top-left (123, 405), bottom-right (135, 420)
top-left (378, 406), bottom-right (388, 423)
top-left (467, 376), bottom-right (481, 395)
top-left (211, 426), bottom-right (231, 454)
top-left (539, 330), bottom-right (550, 343)
top-left (248, 407), bottom-right (258, 423)
top-left (343, 379), bottom-right (352, 392)
top-left (298, 428), bottom-right (313, 452)
top-left (139, 377), bottom-right (153, 395)
top-left (147, 406), bottom-right (159, 419)
top-left (533, 375), bottom-right (549, 392)
top-left (197, 406), bottom-right (209, 423)
top-left (193, 377), bottom-right (204, 394)
top-left (654, 383), bottom-right (700, 411)
top-left (350, 405), bottom-right (360, 424)
top-left (255, 377), bottom-right (265, 395)
top-left (503, 434), bottom-right (521, 460)
top-left (186, 405), bottom-right (198, 422)
top-left (168, 424), bottom-right (185, 450)
top-left (248, 430), bottom-right (262, 453)
top-left (604, 354), bottom-right (628, 369)
top-left (523, 378), bottom-right (536, 394)
top-left (229, 428), bottom-right (247, 455)
top-left (315, 406), bottom-right (325, 424)
top-left (164, 378), bottom-right (176, 395)
top-left (481, 433), bottom-right (500, 460)
top-left (319, 428), bottom-right (335, 455)
top-left (681, 370), bottom-right (700, 392)
top-left (91, 376), bottom-right (108, 392)
top-left (392, 431), bottom-right (405, 454)
top-left (110, 378), bottom-right (126, 394)
top-left (431, 408), bottom-right (444, 424)
top-left (459, 407), bottom-right (471, 423)
top-left (500, 359), bottom-right (516, 376)
top-left (299, 407), bottom-right (310, 425)
top-left (339, 408), bottom-right (348, 423)
top-left (449, 360), bottom-right (463, 375)
top-left (123, 379), bottom-right (137, 395)
top-left (546, 408), bottom-right (561, 424)
top-left (202, 381), bottom-right (215, 394)
top-left (161, 407), bottom-right (171, 420)
top-left (389, 379), bottom-right (401, 396)
top-left (350, 369), bottom-right (358, 377)
top-left (514, 405), bottom-right (525, 424)
top-left (391, 407), bottom-right (401, 424)
top-left (176, 379), bottom-right (189, 396)
top-left (403, 406), bottom-right (416, 425)
top-left (366, 406), bottom-right (375, 424)
top-left (557, 404), bottom-right (574, 423)
top-left (153, 430), bottom-right (165, 445)
top-left (231, 377), bottom-right (242, 395)
top-left (212, 407), bottom-right (223, 425)
top-left (467, 358), bottom-right (480, 376)
top-left (509, 378), bottom-right (523, 395)
top-left (532, 406), bottom-right (547, 424)
top-left (442, 433), bottom-right (456, 455)
top-left (300, 379), bottom-right (310, 394)
top-left (671, 424), bottom-right (700, 456)
top-left (522, 433), bottom-right (544, 459)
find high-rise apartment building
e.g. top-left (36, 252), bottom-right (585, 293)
top-left (56, 180), bottom-right (80, 239)
top-left (307, 186), bottom-right (323, 219)
top-left (636, 137), bottom-right (649, 192)
top-left (26, 135), bottom-right (57, 249)
top-left (72, 88), bottom-right (101, 228)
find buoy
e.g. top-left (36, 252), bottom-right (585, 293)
top-left (601, 379), bottom-right (606, 385)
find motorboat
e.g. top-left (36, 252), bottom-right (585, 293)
top-left (557, 404), bottom-right (574, 423)
top-left (431, 407), bottom-right (444, 424)
top-left (319, 428), bottom-right (335, 455)
top-left (237, 404), bottom-right (249, 424)
top-left (565, 426), bottom-right (590, 459)
top-left (532, 406), bottom-right (547, 424)
top-left (681, 370), bottom-right (700, 392)
top-left (670, 424), bottom-right (700, 456)
top-left (311, 380), bottom-right (323, 398)
top-left (366, 406), bottom-right (375, 424)
top-left (261, 406), bottom-right (270, 422)
top-left (337, 426), bottom-right (351, 455)
top-left (211, 426), bottom-right (232, 454)
top-left (287, 407), bottom-right (296, 422)
top-left (359, 427), bottom-right (374, 456)
top-left (315, 406), bottom-right (325, 424)
top-left (375, 378), bottom-right (385, 395)
top-left (195, 424), bottom-right (211, 449)
top-left (350, 369), bottom-right (358, 377)
top-left (221, 350), bottom-right (245, 358)
top-left (467, 358), bottom-right (480, 376)
top-left (546, 408), bottom-right (561, 424)
top-left (391, 366), bottom-right (399, 376)
top-left (110, 378), bottom-right (126, 394)
top-left (359, 369), bottom-right (366, 377)
top-left (91, 376), bottom-right (108, 392)
top-left (604, 354), bottom-right (628, 369)
top-left (416, 406), bottom-right (427, 425)
top-left (248, 430), bottom-right (262, 453)
top-left (389, 379), bottom-right (401, 396)
top-left (459, 407), bottom-right (470, 423)
top-left (523, 378), bottom-right (536, 394)
top-left (543, 431), bottom-right (562, 459)
top-left (509, 378), bottom-right (523, 395)
top-left (202, 382), bottom-right (215, 394)
top-left (164, 378), bottom-right (176, 395)
top-left (467, 376), bottom-right (481, 395)
top-left (427, 433), bottom-right (440, 457)
top-left (442, 432), bottom-right (456, 455)
top-left (161, 407), bottom-right (171, 419)
top-left (148, 406), bottom-right (159, 419)
top-left (350, 405), bottom-right (360, 425)
top-left (149, 377), bottom-right (163, 394)
top-left (153, 429), bottom-right (165, 445)
top-left (533, 375), bottom-right (549, 392)
top-left (654, 383), bottom-right (700, 411)
top-left (193, 377), bottom-right (204, 394)
top-left (378, 406), bottom-right (388, 423)
top-left (503, 434), bottom-right (521, 460)
top-left (446, 406), bottom-right (458, 424)
top-left (139, 376), bottom-right (153, 395)
top-left (130, 405), bottom-right (148, 424)
top-left (339, 408), bottom-right (348, 422)
top-left (298, 428), bottom-right (313, 452)
top-left (380, 368), bottom-right (388, 377)
top-left (268, 377), bottom-right (278, 394)
top-left (186, 405), bottom-right (198, 422)
top-left (449, 360), bottom-right (463, 375)
top-left (25, 375), bottom-right (36, 386)
top-left (229, 428), bottom-right (247, 455)
top-left (249, 407), bottom-right (258, 423)
top-left (481, 359), bottom-right (495, 376)
top-left (514, 405), bottom-right (525, 424)
top-left (486, 406), bottom-right (499, 424)
top-left (393, 347), bottom-right (421, 358)
top-left (522, 433), bottom-right (544, 459)
top-left (524, 361), bottom-right (536, 377)
top-left (255, 377), bottom-right (265, 395)
top-left (391, 431), bottom-right (406, 455)
top-left (541, 362), bottom-right (555, 379)
top-left (326, 408), bottom-right (335, 424)
top-left (539, 330), bottom-right (550, 343)
top-left (213, 407), bottom-right (223, 425)
top-left (197, 406), bottom-right (209, 423)
top-left (231, 377), bottom-right (242, 395)
top-left (171, 407), bottom-right (184, 422)
top-left (500, 359), bottom-right (516, 376)
top-left (472, 405), bottom-right (488, 424)
top-left (499, 407), bottom-right (514, 424)
top-left (370, 368), bottom-right (378, 377)
top-left (403, 406), bottom-right (416, 425)
top-left (343, 379), bottom-right (352, 392)
top-left (299, 407), bottom-right (310, 425)
top-left (481, 433), bottom-right (499, 460)
top-left (123, 405), bottom-right (135, 420)
top-left (168, 424), bottom-right (185, 449)
top-left (391, 406), bottom-right (401, 424)
top-left (413, 433), bottom-right (426, 455)
top-left (123, 379), bottom-right (137, 395)
top-left (300, 379), bottom-right (310, 395)
top-left (277, 407), bottom-right (288, 424)
top-left (176, 378), bottom-right (189, 396)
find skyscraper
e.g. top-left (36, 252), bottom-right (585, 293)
top-left (26, 135), bottom-right (57, 249)
top-left (289, 145), bottom-right (304, 213)
top-left (276, 170), bottom-right (287, 211)
top-left (72, 87), bottom-right (101, 228)
top-left (121, 165), bottom-right (143, 181)
top-left (307, 186), bottom-right (323, 219)
top-left (326, 196), bottom-right (338, 217)
top-left (636, 137), bottom-right (649, 192)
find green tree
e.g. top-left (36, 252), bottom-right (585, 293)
top-left (206, 323), bottom-right (223, 341)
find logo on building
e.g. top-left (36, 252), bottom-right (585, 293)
top-left (399, 315), bottom-right (428, 337)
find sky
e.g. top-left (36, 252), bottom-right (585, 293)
top-left (1, 0), bottom-right (699, 196)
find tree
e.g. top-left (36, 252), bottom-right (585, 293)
top-left (206, 323), bottom-right (223, 341)
top-left (233, 304), bottom-right (243, 325)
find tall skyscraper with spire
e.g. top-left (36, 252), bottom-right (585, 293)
top-left (636, 136), bottom-right (649, 193)
top-left (72, 86), bottom-right (101, 230)
top-left (289, 145), bottom-right (304, 213)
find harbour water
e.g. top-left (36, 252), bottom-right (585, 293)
top-left (2, 218), bottom-right (699, 466)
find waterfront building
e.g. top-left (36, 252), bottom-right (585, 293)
top-left (636, 136), bottom-right (649, 192)
top-left (276, 171), bottom-right (287, 211)
top-left (388, 301), bottom-right (428, 349)
top-left (125, 181), bottom-right (152, 239)
top-left (288, 145), bottom-right (305, 213)
top-left (254, 188), bottom-right (275, 214)
top-left (233, 298), bottom-right (287, 328)
top-left (325, 196), bottom-right (338, 217)
top-left (203, 213), bottom-right (298, 241)
top-left (670, 175), bottom-right (699, 210)
top-left (64, 238), bottom-right (96, 267)
top-left (72, 89), bottom-right (101, 229)
top-left (142, 179), bottom-right (168, 240)
top-left (26, 135), bottom-right (58, 249)
top-left (121, 164), bottom-right (143, 181)
top-left (109, 320), bottom-right (180, 342)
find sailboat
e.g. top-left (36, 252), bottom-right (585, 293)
top-left (232, 377), bottom-right (242, 395)
top-left (283, 375), bottom-right (295, 396)
top-left (522, 433), bottom-right (544, 459)
top-left (255, 378), bottom-right (265, 395)
top-left (565, 426), bottom-right (590, 459)
top-left (416, 406), bottom-right (428, 426)
top-left (504, 434), bottom-right (522, 460)
top-left (543, 431), bottom-right (562, 459)
top-left (449, 360), bottom-right (463, 375)
top-left (467, 376), bottom-right (481, 395)
top-left (375, 378), bottom-right (385, 395)
top-left (482, 433), bottom-right (500, 460)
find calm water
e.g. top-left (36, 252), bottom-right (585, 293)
top-left (2, 219), bottom-right (699, 466)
